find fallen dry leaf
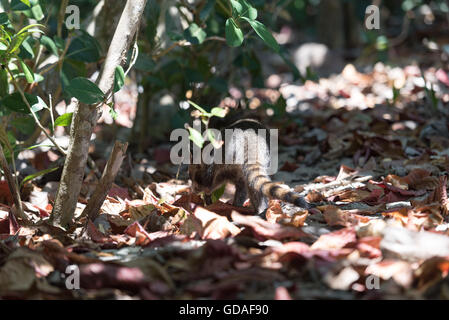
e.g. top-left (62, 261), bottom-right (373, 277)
top-left (311, 228), bottom-right (357, 250)
top-left (231, 211), bottom-right (310, 241)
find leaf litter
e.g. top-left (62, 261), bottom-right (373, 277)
top-left (2, 63), bottom-right (449, 299)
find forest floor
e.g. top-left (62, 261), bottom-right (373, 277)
top-left (2, 55), bottom-right (449, 299)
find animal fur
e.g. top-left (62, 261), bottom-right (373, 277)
top-left (189, 118), bottom-right (310, 215)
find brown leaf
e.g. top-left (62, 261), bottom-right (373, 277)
top-left (320, 205), bottom-right (370, 227)
top-left (266, 200), bottom-right (284, 223)
top-left (311, 227), bottom-right (356, 250)
top-left (381, 207), bottom-right (409, 225)
top-left (173, 194), bottom-right (204, 212)
top-left (384, 174), bottom-right (409, 190)
top-left (108, 186), bottom-right (131, 200)
top-left (415, 257), bottom-right (449, 290)
top-left (435, 175), bottom-right (449, 216)
top-left (324, 266), bottom-right (360, 290)
top-left (231, 211), bottom-right (310, 241)
top-left (0, 217), bottom-right (8, 234)
top-left (142, 187), bottom-right (179, 213)
top-left (384, 183), bottom-right (426, 197)
top-left (385, 168), bottom-right (434, 191)
top-left (80, 263), bottom-right (148, 291)
top-left (266, 200), bottom-right (308, 227)
top-left (331, 188), bottom-right (372, 202)
top-left (0, 181), bottom-right (13, 206)
top-left (87, 220), bottom-right (113, 244)
top-left (271, 241), bottom-right (352, 264)
top-left (356, 236), bottom-right (382, 259)
top-left (336, 165), bottom-right (358, 181)
top-left (205, 201), bottom-right (254, 218)
top-left (125, 221), bottom-right (172, 246)
top-left (436, 68), bottom-right (449, 87)
top-left (306, 190), bottom-right (326, 203)
top-left (274, 286), bottom-right (292, 300)
top-left (279, 161), bottom-right (299, 172)
top-left (365, 260), bottom-right (413, 288)
top-left (192, 207), bottom-right (241, 240)
top-left (0, 248), bottom-right (54, 294)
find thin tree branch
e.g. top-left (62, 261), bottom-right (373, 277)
top-left (0, 144), bottom-right (25, 220)
top-left (81, 141), bottom-right (128, 223)
top-left (57, 0), bottom-right (69, 38)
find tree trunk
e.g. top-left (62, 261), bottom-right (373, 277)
top-left (51, 0), bottom-right (148, 229)
top-left (317, 0), bottom-right (344, 50)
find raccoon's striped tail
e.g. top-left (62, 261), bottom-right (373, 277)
top-left (246, 164), bottom-right (311, 209)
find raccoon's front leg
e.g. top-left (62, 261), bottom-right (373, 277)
top-left (248, 187), bottom-right (268, 216)
top-left (233, 182), bottom-right (248, 207)
top-left (204, 194), bottom-right (212, 206)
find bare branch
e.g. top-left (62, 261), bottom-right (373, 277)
top-left (57, 0), bottom-right (69, 38)
top-left (0, 144), bottom-right (25, 220)
top-left (81, 141), bottom-right (128, 223)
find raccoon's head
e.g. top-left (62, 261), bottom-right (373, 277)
top-left (189, 164), bottom-right (214, 194)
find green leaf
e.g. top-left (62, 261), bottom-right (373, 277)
top-left (16, 23), bottom-right (44, 36)
top-left (109, 107), bottom-right (118, 120)
top-left (40, 35), bottom-right (58, 56)
top-left (30, 3), bottom-right (44, 21)
top-left (19, 58), bottom-right (34, 83)
top-left (7, 32), bottom-right (29, 54)
top-left (11, 0), bottom-right (31, 10)
top-left (188, 127), bottom-right (205, 148)
top-left (20, 167), bottom-right (59, 188)
top-left (0, 68), bottom-right (8, 98)
top-left (19, 37), bottom-right (35, 59)
top-left (376, 35), bottom-right (389, 51)
top-left (53, 36), bottom-right (65, 50)
top-left (11, 117), bottom-right (35, 134)
top-left (135, 53), bottom-right (155, 72)
top-left (54, 112), bottom-right (73, 127)
top-left (206, 128), bottom-right (222, 149)
top-left (60, 58), bottom-right (87, 89)
top-left (225, 18), bottom-right (243, 47)
top-left (187, 100), bottom-right (209, 116)
top-left (20, 0), bottom-right (30, 7)
top-left (65, 77), bottom-right (105, 104)
top-left (211, 183), bottom-right (226, 203)
top-left (33, 73), bottom-right (44, 83)
top-left (230, 0), bottom-right (243, 16)
top-left (242, 18), bottom-right (279, 52)
top-left (210, 107), bottom-right (226, 118)
top-left (113, 66), bottom-right (125, 93)
top-left (25, 144), bottom-right (54, 151)
top-left (183, 23), bottom-right (207, 45)
top-left (0, 13), bottom-right (9, 25)
top-left (67, 31), bottom-right (102, 63)
top-left (1, 92), bottom-right (46, 114)
top-left (392, 85), bottom-right (400, 104)
top-left (7, 25), bottom-right (44, 55)
top-left (240, 0), bottom-right (257, 20)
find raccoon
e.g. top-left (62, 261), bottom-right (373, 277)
top-left (189, 118), bottom-right (310, 216)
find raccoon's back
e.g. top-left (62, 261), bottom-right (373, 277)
top-left (220, 119), bottom-right (270, 167)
